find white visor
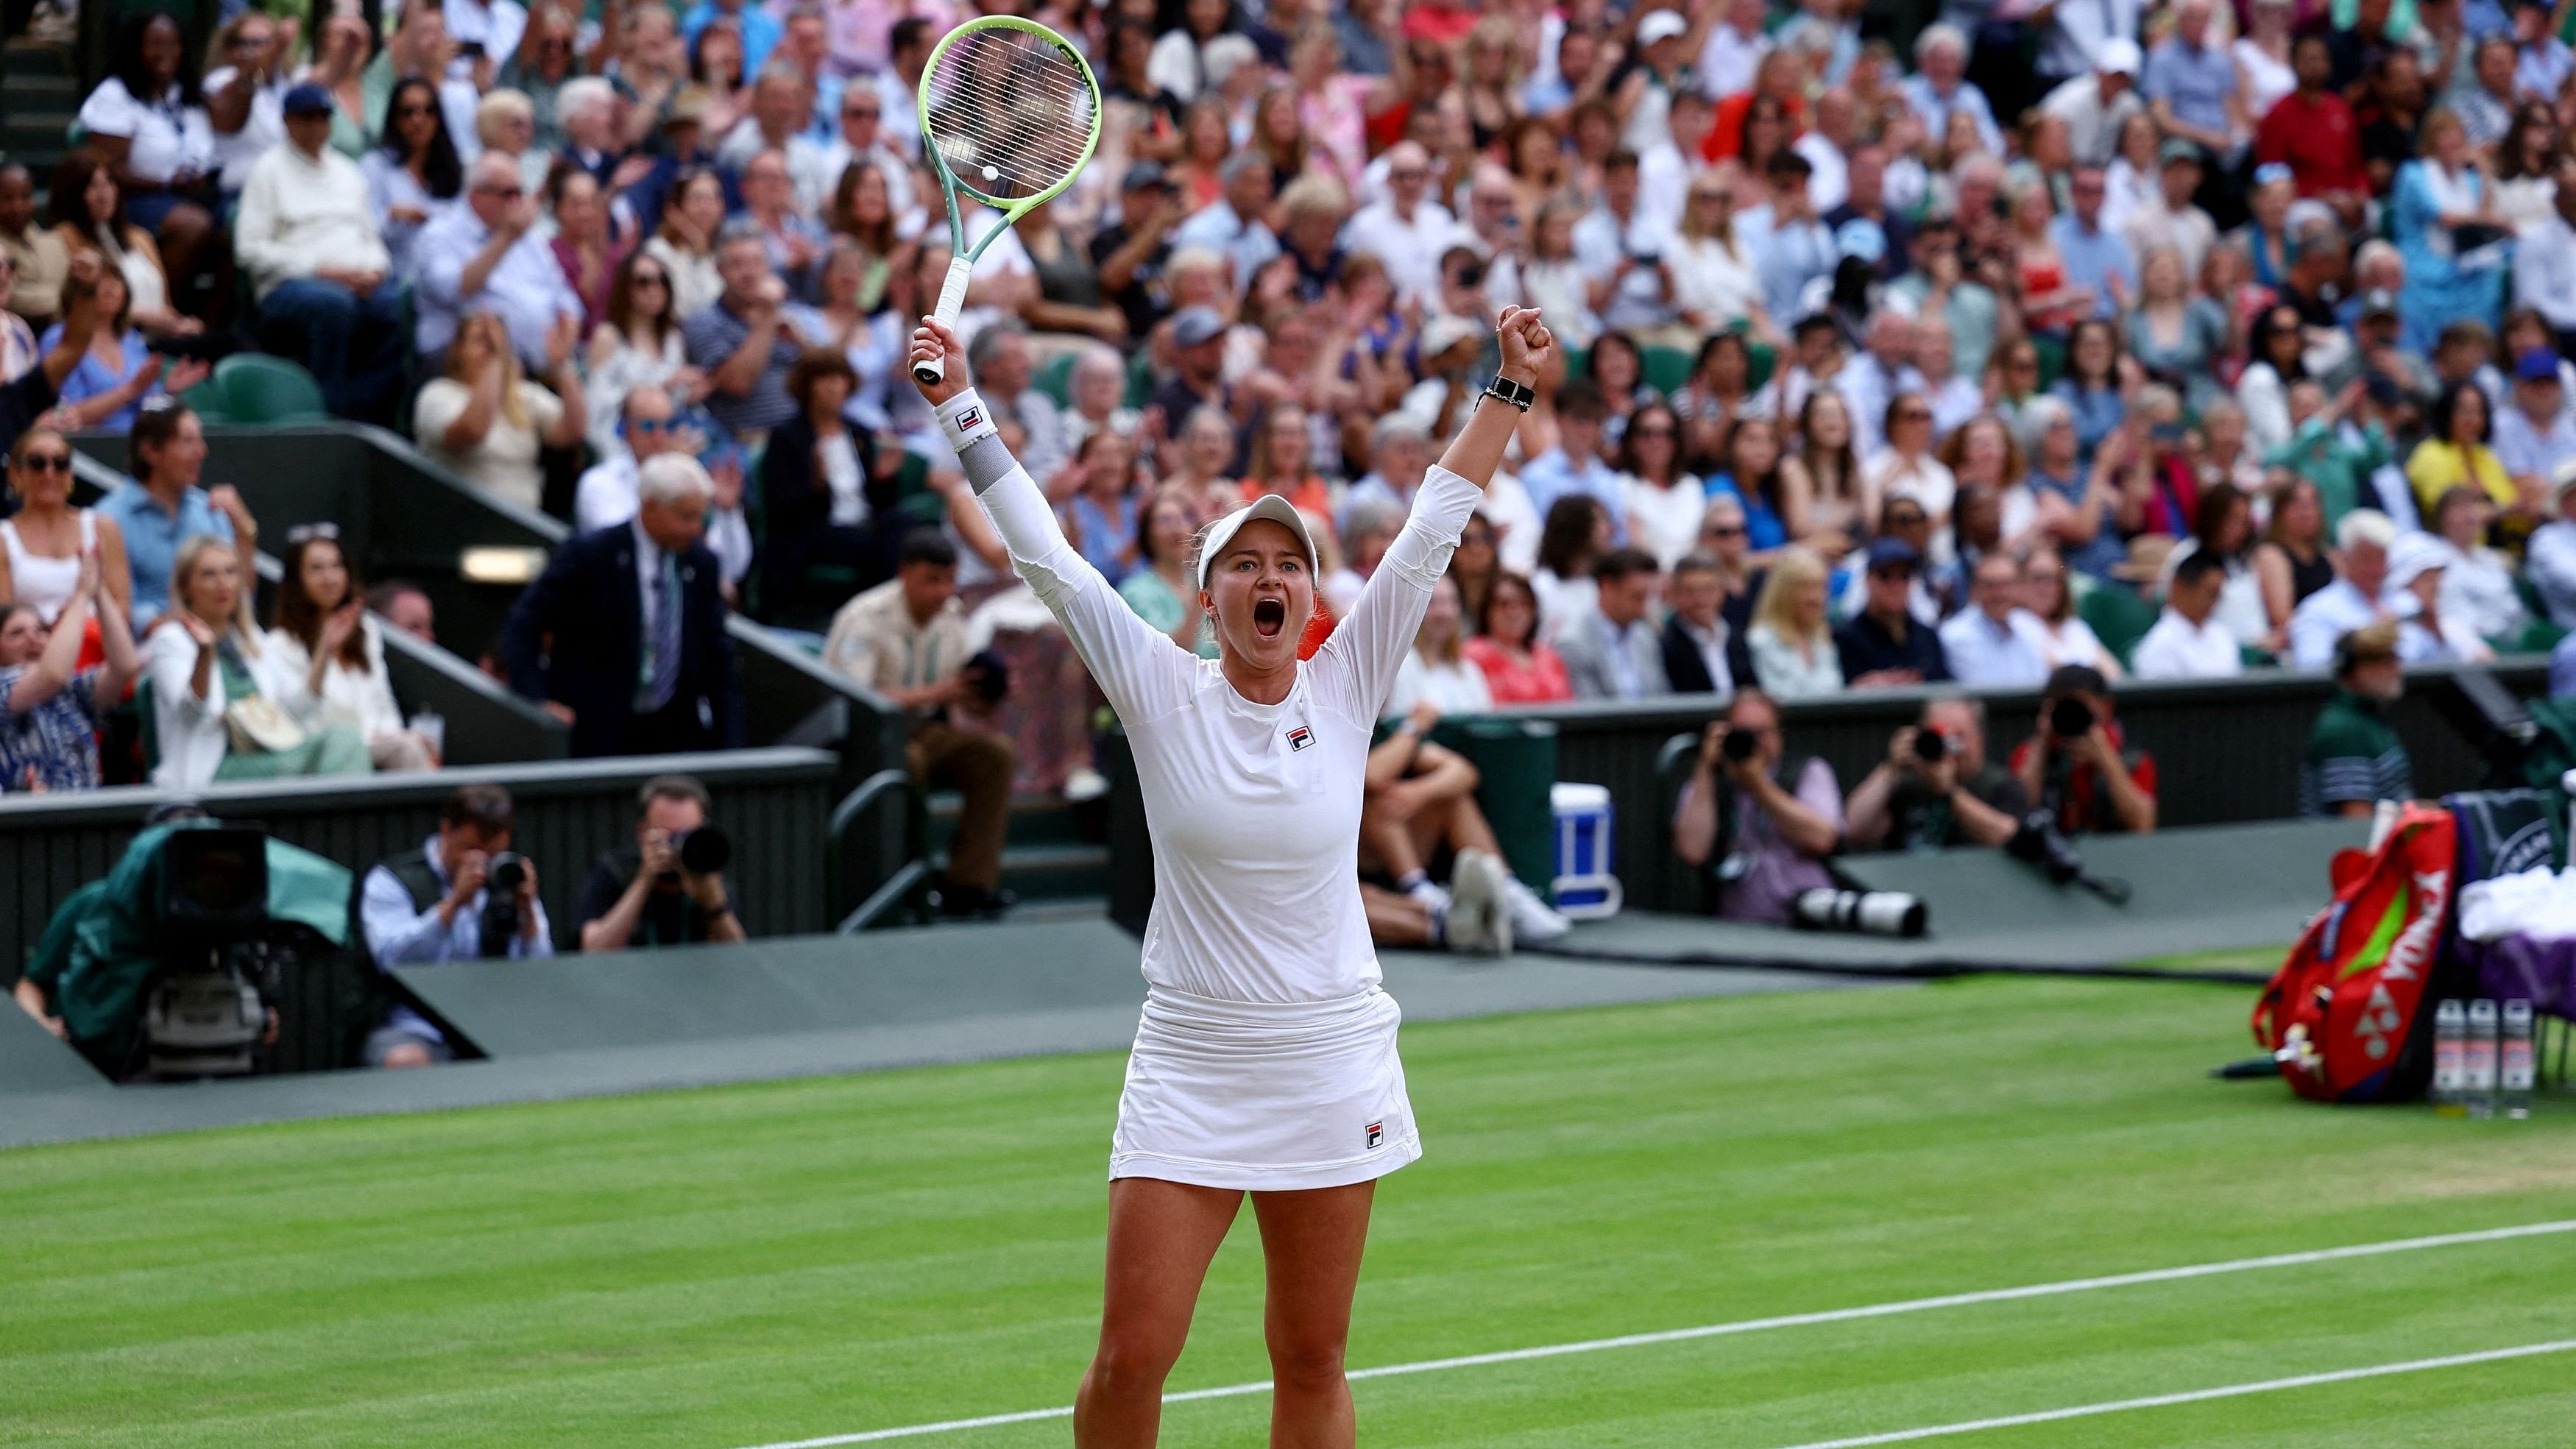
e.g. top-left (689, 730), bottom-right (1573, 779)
top-left (1197, 494), bottom-right (1320, 591)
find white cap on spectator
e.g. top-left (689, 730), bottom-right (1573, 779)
top-left (1637, 10), bottom-right (1689, 46)
top-left (2100, 38), bottom-right (2142, 76)
top-left (2385, 533), bottom-right (2449, 589)
top-left (1197, 495), bottom-right (1319, 591)
top-left (1420, 314), bottom-right (1482, 361)
top-left (2552, 458), bottom-right (2576, 504)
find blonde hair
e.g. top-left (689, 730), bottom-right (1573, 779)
top-left (447, 313), bottom-right (531, 430)
top-left (1750, 545), bottom-right (1830, 645)
top-left (476, 88), bottom-right (536, 151)
top-left (171, 534), bottom-right (260, 655)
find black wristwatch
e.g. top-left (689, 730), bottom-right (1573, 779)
top-left (1482, 373), bottom-right (1537, 411)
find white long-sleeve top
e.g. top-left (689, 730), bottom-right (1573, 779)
top-left (257, 620), bottom-right (406, 743)
top-left (964, 404), bottom-right (1478, 1003)
top-left (233, 141), bottom-right (392, 302)
top-left (144, 621), bottom-right (238, 790)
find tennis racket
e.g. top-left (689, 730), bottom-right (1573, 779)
top-left (911, 15), bottom-right (1103, 385)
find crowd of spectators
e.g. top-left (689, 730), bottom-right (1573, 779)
top-left (11, 0), bottom-right (2576, 849)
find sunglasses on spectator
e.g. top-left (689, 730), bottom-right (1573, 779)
top-left (17, 450), bottom-right (72, 474)
top-left (1632, 426), bottom-right (1675, 439)
top-left (844, 105), bottom-right (880, 118)
top-left (394, 103), bottom-right (433, 118)
top-left (1889, 511), bottom-right (1928, 528)
top-left (633, 272), bottom-right (669, 288)
top-left (1869, 564), bottom-right (1916, 581)
top-left (1703, 522), bottom-right (1746, 537)
top-left (1897, 407), bottom-right (1931, 422)
top-left (484, 184), bottom-right (526, 199)
top-left (631, 417), bottom-right (670, 433)
top-left (286, 522), bottom-right (342, 544)
top-left (1390, 167), bottom-right (1428, 181)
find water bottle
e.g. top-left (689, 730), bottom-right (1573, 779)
top-left (2432, 999), bottom-right (2467, 1117)
top-left (2501, 999), bottom-right (2535, 1122)
top-left (2465, 999), bottom-right (2499, 1119)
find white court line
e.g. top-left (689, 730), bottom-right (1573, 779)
top-left (733, 1218), bottom-right (2576, 1449)
top-left (1767, 1338), bottom-right (2576, 1449)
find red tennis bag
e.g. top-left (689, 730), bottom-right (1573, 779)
top-left (2252, 804), bottom-right (2458, 1103)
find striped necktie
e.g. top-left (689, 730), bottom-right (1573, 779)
top-left (637, 553), bottom-right (681, 714)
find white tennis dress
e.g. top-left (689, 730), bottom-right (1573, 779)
top-left (955, 396), bottom-right (1478, 1190)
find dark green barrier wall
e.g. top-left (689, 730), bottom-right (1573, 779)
top-left (1106, 660), bottom-right (2552, 921)
top-left (0, 749), bottom-right (837, 976)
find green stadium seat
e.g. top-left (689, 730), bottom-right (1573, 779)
top-left (178, 375), bottom-right (231, 426)
top-left (1034, 350), bottom-right (1078, 408)
top-left (1640, 345), bottom-right (1694, 396)
top-left (1746, 340), bottom-right (1776, 392)
top-left (1561, 346), bottom-right (1588, 382)
top-left (134, 674), bottom-right (160, 779)
top-left (213, 353), bottom-right (328, 424)
top-left (2076, 579), bottom-right (2160, 668)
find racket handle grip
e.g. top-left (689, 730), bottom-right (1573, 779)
top-left (912, 255), bottom-right (976, 386)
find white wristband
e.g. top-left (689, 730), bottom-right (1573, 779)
top-left (938, 389), bottom-right (999, 454)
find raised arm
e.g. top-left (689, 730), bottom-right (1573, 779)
top-left (909, 318), bottom-right (1192, 726)
top-left (1434, 306), bottom-right (1555, 490)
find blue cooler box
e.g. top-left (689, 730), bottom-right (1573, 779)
top-left (1550, 782), bottom-right (1624, 919)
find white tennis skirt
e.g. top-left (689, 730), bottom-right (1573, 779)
top-left (1109, 984), bottom-right (1423, 1191)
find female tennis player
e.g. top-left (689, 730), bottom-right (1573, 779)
top-left (911, 306), bottom-right (1553, 1448)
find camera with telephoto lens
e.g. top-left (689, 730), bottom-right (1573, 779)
top-left (2008, 810), bottom-right (2134, 904)
top-left (663, 824), bottom-right (731, 882)
top-left (2050, 695), bottom-right (2095, 740)
top-left (144, 828), bottom-right (275, 1077)
top-left (1791, 888), bottom-right (1928, 938)
top-left (1914, 728), bottom-right (1949, 763)
top-left (1722, 726), bottom-right (1760, 762)
top-left (477, 851), bottom-right (528, 957)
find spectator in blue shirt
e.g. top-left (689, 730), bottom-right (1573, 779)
top-left (2051, 165), bottom-right (2138, 321)
top-left (93, 401), bottom-right (257, 631)
top-left (2142, 0), bottom-right (2246, 163)
top-left (1517, 379), bottom-right (1632, 545)
top-left (679, 0), bottom-right (780, 82)
top-left (1901, 24), bottom-right (2004, 157)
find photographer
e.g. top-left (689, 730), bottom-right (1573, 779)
top-left (577, 773), bottom-right (748, 951)
top-left (1844, 697), bottom-right (2029, 852)
top-left (355, 784), bottom-right (550, 1069)
top-left (1672, 688), bottom-right (1844, 925)
top-left (2007, 665), bottom-right (2159, 836)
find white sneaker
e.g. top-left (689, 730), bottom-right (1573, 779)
top-left (1501, 876), bottom-right (1574, 943)
top-left (1446, 848), bottom-right (1515, 957)
top-left (1063, 767), bottom-right (1110, 803)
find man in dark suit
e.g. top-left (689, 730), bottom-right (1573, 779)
top-left (1659, 552), bottom-right (1751, 696)
top-left (501, 453), bottom-right (744, 757)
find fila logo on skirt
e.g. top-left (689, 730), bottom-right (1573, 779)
top-left (1287, 725), bottom-right (1314, 751)
top-left (1365, 1120), bottom-right (1384, 1149)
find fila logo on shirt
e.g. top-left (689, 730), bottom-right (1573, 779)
top-left (1287, 725), bottom-right (1314, 752)
top-left (1365, 1120), bottom-right (1384, 1149)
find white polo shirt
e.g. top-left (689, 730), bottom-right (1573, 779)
top-left (2131, 607), bottom-right (2244, 680)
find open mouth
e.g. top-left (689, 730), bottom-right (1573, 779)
top-left (1253, 598), bottom-right (1287, 640)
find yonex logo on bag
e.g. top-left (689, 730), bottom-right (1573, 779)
top-left (1287, 726), bottom-right (1314, 751)
top-left (1365, 1121), bottom-right (1383, 1149)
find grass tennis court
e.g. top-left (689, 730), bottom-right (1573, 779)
top-left (6, 967), bottom-right (2573, 1449)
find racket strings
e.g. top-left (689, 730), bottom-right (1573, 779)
top-left (923, 31), bottom-right (1096, 202)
